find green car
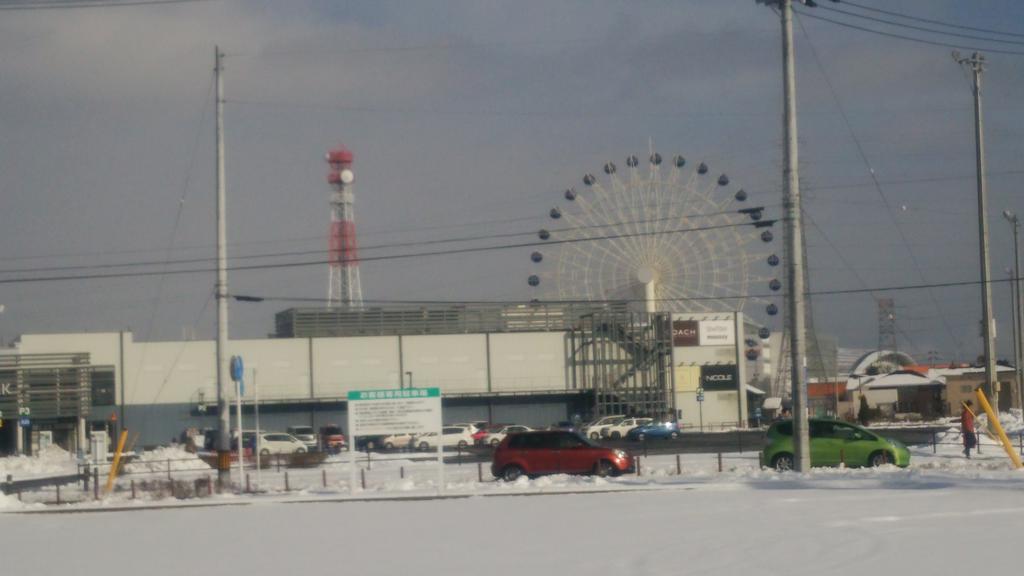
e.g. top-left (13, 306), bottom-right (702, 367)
top-left (762, 418), bottom-right (911, 470)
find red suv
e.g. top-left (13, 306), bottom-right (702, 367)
top-left (491, 430), bottom-right (634, 481)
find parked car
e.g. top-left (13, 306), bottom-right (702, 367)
top-left (256, 432), bottom-right (308, 455)
top-left (287, 425), bottom-right (318, 450)
top-left (762, 419), bottom-right (911, 470)
top-left (549, 421), bottom-right (578, 433)
top-left (483, 424), bottom-right (533, 447)
top-left (491, 430), bottom-right (634, 481)
top-left (602, 417), bottom-right (653, 440)
top-left (472, 424), bottom-right (500, 445)
top-left (582, 415), bottom-right (626, 439)
top-left (319, 425), bottom-right (347, 453)
top-left (355, 435), bottom-right (388, 452)
top-left (626, 421), bottom-right (680, 441)
top-left (381, 433), bottom-right (417, 450)
top-left (415, 426), bottom-right (475, 451)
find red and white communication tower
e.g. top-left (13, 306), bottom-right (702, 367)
top-left (325, 146), bottom-right (363, 308)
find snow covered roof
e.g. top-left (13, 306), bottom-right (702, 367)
top-left (853, 370), bottom-right (946, 391)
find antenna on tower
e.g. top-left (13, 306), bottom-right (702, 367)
top-left (325, 145), bottom-right (363, 308)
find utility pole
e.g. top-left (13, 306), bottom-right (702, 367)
top-left (214, 45), bottom-right (232, 488)
top-left (1004, 211), bottom-right (1023, 409)
top-left (779, 0), bottom-right (810, 472)
top-left (955, 51), bottom-right (998, 412)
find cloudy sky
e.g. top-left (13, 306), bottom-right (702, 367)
top-left (0, 0), bottom-right (1022, 364)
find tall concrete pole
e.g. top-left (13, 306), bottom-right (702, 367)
top-left (1005, 211), bottom-right (1023, 409)
top-left (214, 46), bottom-right (232, 487)
top-left (956, 52), bottom-right (998, 412)
top-left (781, 0), bottom-right (810, 471)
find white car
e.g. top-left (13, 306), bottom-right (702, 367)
top-left (381, 433), bottom-right (417, 450)
top-left (601, 418), bottom-right (653, 440)
top-left (256, 432), bottom-right (308, 455)
top-left (287, 425), bottom-right (318, 450)
top-left (583, 415), bottom-right (626, 439)
top-left (416, 426), bottom-right (475, 451)
top-left (483, 425), bottom-right (533, 447)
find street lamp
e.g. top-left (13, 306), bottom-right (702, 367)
top-left (405, 371), bottom-right (413, 390)
top-left (1004, 210), bottom-right (1023, 409)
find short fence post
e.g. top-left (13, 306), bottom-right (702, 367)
top-left (131, 479), bottom-right (136, 500)
top-left (458, 444), bottom-right (463, 465)
top-left (4, 474), bottom-right (11, 496)
top-left (636, 456), bottom-right (642, 477)
top-left (839, 449), bottom-right (845, 467)
top-left (93, 468), bottom-right (99, 500)
top-left (276, 455), bottom-right (281, 473)
top-left (56, 484), bottom-right (61, 505)
top-left (643, 438), bottom-right (648, 458)
top-left (717, 453), bottom-right (723, 473)
top-left (167, 459), bottom-right (172, 480)
top-left (17, 491), bottom-right (21, 502)
top-left (758, 452), bottom-right (764, 469)
top-left (81, 464), bottom-right (88, 491)
top-left (322, 469), bottom-right (327, 488)
top-left (676, 454), bottom-right (682, 475)
top-left (284, 472), bottom-right (290, 492)
top-left (207, 475), bottom-right (212, 496)
top-left (933, 432), bottom-right (937, 454)
top-left (737, 431), bottom-right (743, 454)
top-left (477, 462), bottom-right (483, 482)
top-left (366, 450), bottom-right (371, 471)
top-left (246, 474), bottom-right (251, 493)
top-left (400, 466), bottom-right (404, 479)
top-left (1019, 432), bottom-right (1023, 456)
top-left (360, 467), bottom-right (366, 490)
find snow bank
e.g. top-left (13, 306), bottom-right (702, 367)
top-left (0, 444), bottom-right (78, 479)
top-left (123, 446), bottom-right (212, 474)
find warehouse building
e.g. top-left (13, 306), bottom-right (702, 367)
top-left (0, 303), bottom-right (761, 453)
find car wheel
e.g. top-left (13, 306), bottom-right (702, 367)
top-left (457, 441), bottom-right (468, 449)
top-left (384, 442), bottom-right (394, 450)
top-left (869, 451), bottom-right (893, 467)
top-left (670, 431), bottom-right (679, 440)
top-left (295, 447), bottom-right (306, 454)
top-left (419, 442), bottom-right (430, 451)
top-left (771, 453), bottom-right (794, 471)
top-left (590, 432), bottom-right (600, 440)
top-left (490, 438), bottom-right (500, 447)
top-left (610, 431), bottom-right (621, 440)
top-left (501, 465), bottom-right (525, 482)
top-left (366, 440), bottom-right (376, 451)
top-left (593, 460), bottom-right (614, 478)
top-left (260, 449), bottom-right (270, 457)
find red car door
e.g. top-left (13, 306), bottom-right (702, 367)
top-left (556, 433), bottom-right (598, 473)
top-left (521, 432), bottom-right (561, 474)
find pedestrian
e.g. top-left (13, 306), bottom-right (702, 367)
top-left (961, 400), bottom-right (976, 459)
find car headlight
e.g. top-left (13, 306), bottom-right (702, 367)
top-left (614, 450), bottom-right (627, 459)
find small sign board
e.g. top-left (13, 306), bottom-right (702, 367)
top-left (347, 388), bottom-right (441, 437)
top-left (230, 355), bottom-right (244, 382)
top-left (19, 416), bottom-right (30, 427)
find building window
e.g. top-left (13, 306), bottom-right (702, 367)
top-left (960, 385), bottom-right (973, 394)
top-left (92, 369), bottom-right (115, 406)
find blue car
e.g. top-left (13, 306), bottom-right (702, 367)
top-left (625, 421), bottom-right (680, 441)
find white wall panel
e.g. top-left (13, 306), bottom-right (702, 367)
top-left (313, 336), bottom-right (400, 397)
top-left (490, 332), bottom-right (567, 392)
top-left (402, 334), bottom-right (487, 394)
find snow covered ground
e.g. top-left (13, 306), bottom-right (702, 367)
top-left (2, 428), bottom-right (1023, 575)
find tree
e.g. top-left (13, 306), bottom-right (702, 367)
top-left (858, 395), bottom-right (871, 426)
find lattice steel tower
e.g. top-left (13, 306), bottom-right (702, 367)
top-left (325, 146), bottom-right (363, 308)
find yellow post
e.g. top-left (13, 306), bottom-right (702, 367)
top-left (974, 389), bottom-right (1022, 469)
top-left (104, 429), bottom-right (129, 495)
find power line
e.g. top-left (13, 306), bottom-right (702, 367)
top-left (0, 206), bottom-right (769, 276)
top-left (797, 14), bottom-right (965, 355)
top-left (793, 9), bottom-right (1024, 56)
top-left (817, 4), bottom-right (1024, 46)
top-left (229, 274), bottom-right (1023, 306)
top-left (0, 218), bottom-right (776, 286)
top-left (840, 0), bottom-right (1024, 40)
top-left (0, 0), bottom-right (214, 9)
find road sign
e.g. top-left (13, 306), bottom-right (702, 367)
top-left (17, 407), bottom-right (30, 416)
top-left (697, 393), bottom-right (705, 402)
top-left (19, 416), bottom-right (30, 427)
top-left (230, 355), bottom-right (244, 382)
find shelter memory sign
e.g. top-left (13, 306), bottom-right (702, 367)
top-left (347, 388), bottom-right (444, 494)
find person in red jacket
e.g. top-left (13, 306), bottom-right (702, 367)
top-left (961, 400), bottom-right (976, 458)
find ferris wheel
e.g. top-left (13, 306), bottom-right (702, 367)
top-left (527, 150), bottom-right (781, 318)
